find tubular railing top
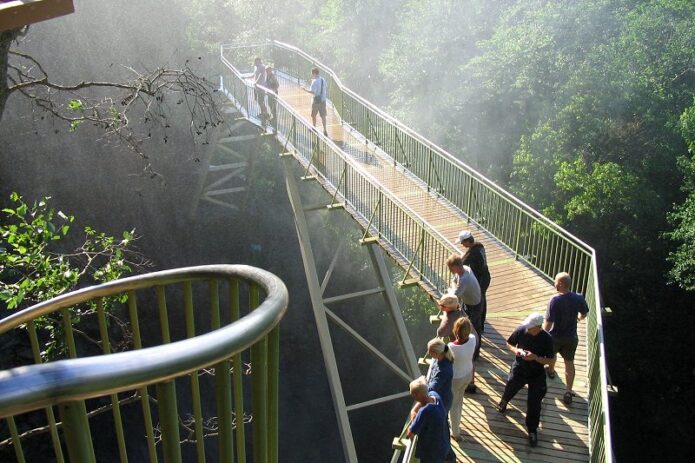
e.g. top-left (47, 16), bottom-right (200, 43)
top-left (0, 264), bottom-right (288, 418)
top-left (264, 40), bottom-right (595, 256)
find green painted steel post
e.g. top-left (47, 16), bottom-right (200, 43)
top-left (268, 323), bottom-right (280, 463)
top-left (514, 211), bottom-right (523, 260)
top-left (7, 417), bottom-right (26, 463)
top-left (229, 278), bottom-right (247, 463)
top-left (156, 381), bottom-right (182, 463)
top-left (59, 401), bottom-right (96, 463)
top-left (250, 284), bottom-right (268, 463)
top-left (184, 281), bottom-right (206, 463)
top-left (127, 291), bottom-right (159, 463)
top-left (211, 280), bottom-right (234, 463)
top-left (27, 321), bottom-right (65, 463)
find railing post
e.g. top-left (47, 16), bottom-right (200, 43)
top-left (59, 401), bottom-right (96, 463)
top-left (268, 324), bottom-right (280, 463)
top-left (250, 284), bottom-right (269, 463)
top-left (156, 381), bottom-right (182, 463)
top-left (514, 211), bottom-right (523, 260)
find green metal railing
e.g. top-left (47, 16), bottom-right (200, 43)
top-left (220, 41), bottom-right (613, 463)
top-left (0, 265), bottom-right (288, 463)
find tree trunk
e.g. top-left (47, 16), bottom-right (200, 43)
top-left (0, 29), bottom-right (20, 123)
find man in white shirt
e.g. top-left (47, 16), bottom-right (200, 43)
top-left (307, 67), bottom-right (328, 136)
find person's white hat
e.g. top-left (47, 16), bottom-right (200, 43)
top-left (457, 230), bottom-right (473, 243)
top-left (523, 312), bottom-right (544, 328)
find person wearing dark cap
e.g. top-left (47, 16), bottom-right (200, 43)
top-left (496, 312), bottom-right (554, 447)
top-left (457, 230), bottom-right (491, 332)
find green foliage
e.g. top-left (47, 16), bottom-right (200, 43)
top-left (554, 159), bottom-right (641, 222)
top-left (665, 103), bottom-right (695, 290)
top-left (0, 193), bottom-right (141, 358)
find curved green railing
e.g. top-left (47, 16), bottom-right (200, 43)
top-left (0, 265), bottom-right (288, 463)
top-left (220, 41), bottom-right (613, 463)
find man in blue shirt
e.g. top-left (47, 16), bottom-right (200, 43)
top-left (543, 272), bottom-right (589, 405)
top-left (407, 378), bottom-right (453, 463)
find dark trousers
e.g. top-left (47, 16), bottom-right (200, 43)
top-left (501, 368), bottom-right (547, 432)
top-left (465, 302), bottom-right (483, 360)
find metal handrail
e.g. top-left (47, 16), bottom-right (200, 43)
top-left (219, 42), bottom-right (613, 463)
top-left (0, 264), bottom-right (288, 463)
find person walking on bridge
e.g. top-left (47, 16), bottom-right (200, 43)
top-left (496, 312), bottom-right (554, 447)
top-left (543, 272), bottom-right (588, 405)
top-left (306, 67), bottom-right (328, 136)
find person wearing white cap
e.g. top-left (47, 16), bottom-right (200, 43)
top-left (495, 312), bottom-right (554, 447)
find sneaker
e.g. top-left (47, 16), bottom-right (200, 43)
top-left (323, 130), bottom-right (328, 136)
top-left (495, 400), bottom-right (507, 413)
top-left (465, 383), bottom-right (477, 394)
top-left (528, 430), bottom-right (538, 447)
top-left (545, 367), bottom-right (556, 379)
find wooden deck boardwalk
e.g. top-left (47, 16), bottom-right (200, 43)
top-left (275, 75), bottom-right (590, 462)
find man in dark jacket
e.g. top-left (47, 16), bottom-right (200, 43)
top-left (457, 230), bottom-right (491, 329)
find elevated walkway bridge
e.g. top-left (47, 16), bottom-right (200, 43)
top-left (220, 41), bottom-right (613, 463)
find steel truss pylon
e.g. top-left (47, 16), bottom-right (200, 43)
top-left (281, 154), bottom-right (420, 463)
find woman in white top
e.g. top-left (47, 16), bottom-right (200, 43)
top-left (448, 317), bottom-right (476, 440)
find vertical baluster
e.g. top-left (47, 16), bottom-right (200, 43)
top-left (96, 299), bottom-right (128, 463)
top-left (127, 291), bottom-right (158, 463)
top-left (26, 320), bottom-right (64, 463)
top-left (59, 400), bottom-right (96, 463)
top-left (58, 308), bottom-right (97, 461)
top-left (211, 279), bottom-right (234, 463)
top-left (6, 416), bottom-right (26, 463)
top-left (250, 284), bottom-right (268, 463)
top-left (230, 278), bottom-right (246, 463)
top-left (267, 320), bottom-right (280, 463)
top-left (155, 286), bottom-right (181, 463)
top-left (184, 282), bottom-right (206, 463)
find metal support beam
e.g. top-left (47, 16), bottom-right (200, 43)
top-left (281, 155), bottom-right (358, 463)
top-left (281, 155), bottom-right (419, 463)
top-left (325, 307), bottom-right (411, 383)
top-left (346, 391), bottom-right (411, 412)
top-left (367, 244), bottom-right (420, 379)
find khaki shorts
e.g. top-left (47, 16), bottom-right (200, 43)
top-left (311, 101), bottom-right (327, 118)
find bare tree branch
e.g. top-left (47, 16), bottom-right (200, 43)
top-left (4, 47), bottom-right (226, 176)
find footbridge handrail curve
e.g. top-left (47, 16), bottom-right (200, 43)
top-left (219, 42), bottom-right (613, 463)
top-left (0, 265), bottom-right (287, 416)
top-left (0, 264), bottom-right (288, 463)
